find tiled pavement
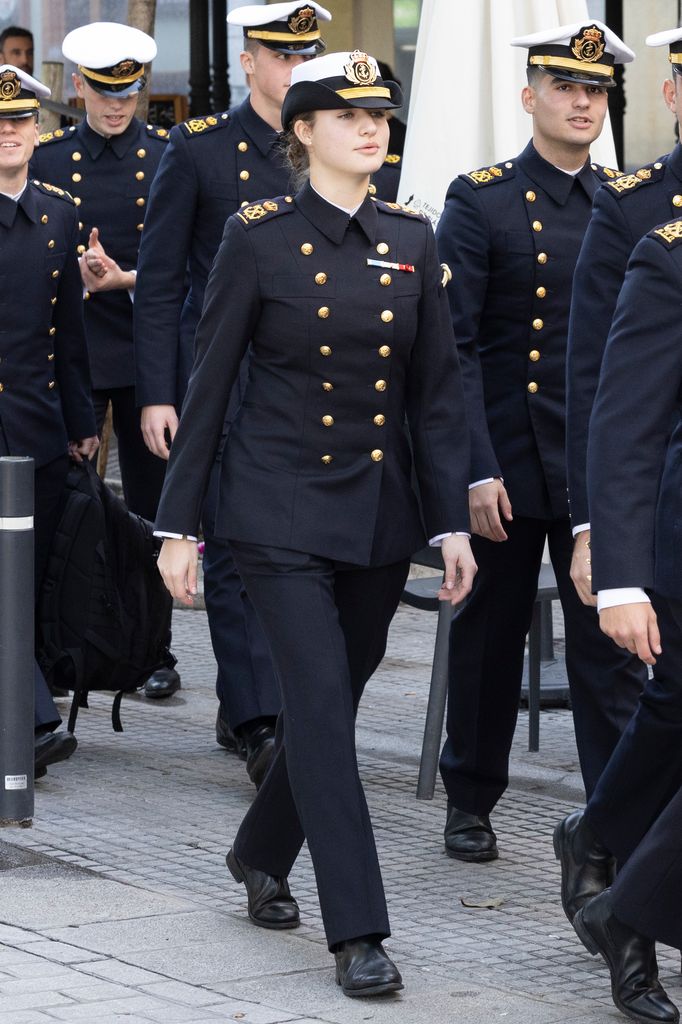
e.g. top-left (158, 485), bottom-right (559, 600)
top-left (1, 599), bottom-right (678, 1024)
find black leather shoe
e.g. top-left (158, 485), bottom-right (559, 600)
top-left (553, 810), bottom-right (615, 924)
top-left (34, 730), bottom-right (77, 774)
top-left (574, 890), bottom-right (679, 1024)
top-left (216, 713), bottom-right (247, 759)
top-left (334, 937), bottom-right (404, 997)
top-left (144, 667), bottom-right (181, 699)
top-left (444, 804), bottom-right (498, 862)
top-left (243, 724), bottom-right (276, 789)
top-left (226, 848), bottom-right (299, 929)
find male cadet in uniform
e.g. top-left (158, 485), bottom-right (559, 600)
top-left (31, 22), bottom-right (181, 700)
top-left (567, 27), bottom-right (682, 610)
top-left (435, 22), bottom-right (644, 864)
top-left (0, 65), bottom-right (98, 777)
top-left (134, 3), bottom-right (331, 786)
top-left (0, 27), bottom-right (34, 75)
top-left (555, 217), bottom-right (682, 1024)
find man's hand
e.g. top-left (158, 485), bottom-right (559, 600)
top-left (438, 534), bottom-right (477, 606)
top-left (157, 537), bottom-right (198, 607)
top-left (79, 227), bottom-right (136, 293)
top-left (469, 479), bottom-right (513, 541)
top-left (599, 602), bottom-right (661, 666)
top-left (141, 405), bottom-right (179, 460)
top-left (570, 530), bottom-right (597, 607)
top-left (68, 436), bottom-right (99, 463)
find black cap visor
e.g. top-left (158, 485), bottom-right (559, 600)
top-left (282, 76), bottom-right (403, 128)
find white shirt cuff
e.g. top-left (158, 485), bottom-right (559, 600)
top-left (153, 531), bottom-right (198, 542)
top-left (469, 478), bottom-right (494, 490)
top-left (572, 522), bottom-right (590, 537)
top-left (429, 531), bottom-right (471, 546)
top-left (597, 587), bottom-right (650, 612)
top-left (128, 268), bottom-right (137, 303)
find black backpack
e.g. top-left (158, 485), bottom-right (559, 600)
top-left (37, 460), bottom-right (176, 732)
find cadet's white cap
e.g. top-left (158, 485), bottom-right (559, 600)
top-left (63, 22), bottom-right (157, 97)
top-left (227, 2), bottom-right (331, 56)
top-left (0, 64), bottom-right (50, 119)
top-left (646, 28), bottom-right (682, 73)
top-left (511, 20), bottom-right (635, 88)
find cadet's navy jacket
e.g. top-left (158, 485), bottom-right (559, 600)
top-left (155, 186), bottom-right (470, 566)
top-left (436, 140), bottom-right (616, 521)
top-left (588, 218), bottom-right (682, 602)
top-left (30, 117), bottom-right (169, 390)
top-left (567, 144), bottom-right (682, 526)
top-left (0, 181), bottom-right (95, 466)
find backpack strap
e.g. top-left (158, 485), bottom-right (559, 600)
top-left (111, 691), bottom-right (125, 733)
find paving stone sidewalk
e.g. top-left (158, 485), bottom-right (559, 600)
top-left (1, 599), bottom-right (677, 1024)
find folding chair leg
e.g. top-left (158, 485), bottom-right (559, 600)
top-left (417, 599), bottom-right (452, 800)
top-left (528, 601), bottom-right (542, 752)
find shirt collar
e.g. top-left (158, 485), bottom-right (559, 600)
top-left (667, 143), bottom-right (682, 183)
top-left (80, 116), bottom-right (140, 159)
top-left (234, 97), bottom-right (281, 158)
top-left (519, 140), bottom-right (596, 204)
top-left (295, 180), bottom-right (378, 245)
top-left (0, 179), bottom-right (37, 227)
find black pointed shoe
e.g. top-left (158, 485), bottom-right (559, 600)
top-left (444, 804), bottom-right (498, 862)
top-left (226, 848), bottom-right (299, 930)
top-left (243, 723), bottom-right (276, 789)
top-left (144, 667), bottom-right (181, 699)
top-left (215, 712), bottom-right (247, 760)
top-left (553, 810), bottom-right (615, 923)
top-left (574, 890), bottom-right (679, 1024)
top-left (334, 937), bottom-right (404, 998)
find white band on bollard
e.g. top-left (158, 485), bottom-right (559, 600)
top-left (0, 516), bottom-right (34, 531)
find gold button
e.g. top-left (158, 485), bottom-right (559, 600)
top-left (378, 345), bottom-right (391, 357)
top-left (238, 141), bottom-right (248, 152)
top-left (320, 345), bottom-right (332, 356)
top-left (318, 306), bottom-right (330, 319)
top-left (301, 243), bottom-right (313, 255)
top-left (536, 286), bottom-right (547, 298)
top-left (240, 169), bottom-right (250, 181)
top-left (380, 273), bottom-right (391, 286)
top-left (72, 172), bottom-right (81, 182)
top-left (137, 223), bottom-right (144, 231)
top-left (322, 381), bottom-right (333, 391)
top-left (322, 415), bottom-right (334, 427)
top-left (240, 200), bottom-right (248, 207)
top-left (73, 197), bottom-right (81, 206)
top-left (505, 161), bottom-right (513, 169)
top-left (136, 170), bottom-right (145, 181)
top-left (77, 244), bottom-right (86, 254)
top-left (285, 196), bottom-right (293, 203)
top-left (532, 318), bottom-right (544, 331)
top-left (71, 152), bottom-right (81, 161)
top-left (78, 221), bottom-right (83, 230)
top-left (529, 350), bottom-right (540, 362)
top-left (51, 270), bottom-right (59, 278)
top-left (374, 414), bottom-right (386, 426)
top-left (532, 220), bottom-right (543, 232)
top-left (0, 383), bottom-right (4, 391)
top-left (375, 379), bottom-right (387, 392)
top-left (370, 449), bottom-right (384, 462)
top-left (48, 352), bottom-right (55, 361)
top-left (41, 214), bottom-right (48, 224)
top-left (654, 162), bottom-right (663, 170)
top-left (51, 297), bottom-right (57, 306)
top-left (381, 310), bottom-right (393, 323)
top-left (84, 291), bottom-right (90, 300)
top-left (528, 382), bottom-right (539, 394)
top-left (377, 242), bottom-right (389, 255)
top-left (48, 381), bottom-right (56, 389)
top-left (137, 148), bottom-right (146, 158)
top-left (49, 327), bottom-right (56, 336)
top-left (674, 195), bottom-right (682, 208)
top-left (48, 239), bottom-right (55, 248)
top-left (321, 454), bottom-right (333, 464)
top-left (537, 252), bottom-right (548, 265)
top-left (315, 272), bottom-right (327, 285)
top-left (525, 190), bottom-right (536, 202)
top-left (136, 197), bottom-right (145, 206)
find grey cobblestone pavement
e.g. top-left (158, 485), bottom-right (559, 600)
top-left (1, 597), bottom-right (678, 1024)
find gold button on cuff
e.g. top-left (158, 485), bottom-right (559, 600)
top-left (84, 291), bottom-right (90, 300)
top-left (301, 243), bottom-right (313, 255)
top-left (527, 381), bottom-right (539, 394)
top-left (72, 172), bottom-right (81, 182)
top-left (525, 190), bottom-right (536, 202)
top-left (321, 454), bottom-right (333, 464)
top-left (238, 141), bottom-right (248, 152)
top-left (532, 318), bottom-right (544, 331)
top-left (48, 239), bottom-right (55, 248)
top-left (318, 306), bottom-right (330, 319)
top-left (374, 414), bottom-right (386, 426)
top-left (315, 272), bottom-right (327, 285)
top-left (48, 381), bottom-right (55, 389)
top-left (380, 273), bottom-right (391, 286)
top-left (529, 350), bottom-right (540, 362)
top-left (537, 252), bottom-right (548, 264)
top-left (239, 169), bottom-right (250, 181)
top-left (375, 379), bottom-right (387, 392)
top-left (71, 152), bottom-right (81, 161)
top-left (536, 286), bottom-right (547, 298)
top-left (370, 449), bottom-right (384, 462)
top-left (51, 270), bottom-right (59, 278)
top-left (674, 195), bottom-right (682, 208)
top-left (47, 352), bottom-right (55, 361)
top-left (77, 244), bottom-right (86, 254)
top-left (136, 197), bottom-right (145, 206)
top-left (532, 220), bottom-right (543, 232)
top-left (377, 242), bottom-right (389, 255)
top-left (322, 381), bottom-right (333, 391)
top-left (137, 148), bottom-right (146, 158)
top-left (322, 415), bottom-right (334, 426)
top-left (41, 214), bottom-right (48, 224)
top-left (380, 310), bottom-right (393, 323)
top-left (49, 327), bottom-right (56, 336)
top-left (378, 345), bottom-right (391, 357)
top-left (320, 345), bottom-right (332, 356)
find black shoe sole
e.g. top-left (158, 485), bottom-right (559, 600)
top-left (445, 845), bottom-right (498, 863)
top-left (225, 850), bottom-right (300, 931)
top-left (553, 821), bottom-right (576, 925)
top-left (247, 740), bottom-right (275, 789)
top-left (34, 734), bottom-right (77, 773)
top-left (144, 683), bottom-right (181, 699)
top-left (336, 974), bottom-right (404, 998)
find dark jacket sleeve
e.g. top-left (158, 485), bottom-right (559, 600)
top-left (407, 222), bottom-right (471, 537)
top-left (588, 234), bottom-right (682, 592)
top-left (154, 216), bottom-right (260, 536)
top-left (436, 178), bottom-right (501, 482)
top-left (55, 213), bottom-right (96, 441)
top-left (134, 128), bottom-right (198, 408)
top-left (566, 185), bottom-right (637, 526)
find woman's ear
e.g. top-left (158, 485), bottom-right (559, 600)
top-left (293, 117), bottom-right (314, 147)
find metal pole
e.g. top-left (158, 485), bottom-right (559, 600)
top-left (189, 0), bottom-right (211, 116)
top-left (211, 0), bottom-right (230, 112)
top-left (0, 457), bottom-right (35, 827)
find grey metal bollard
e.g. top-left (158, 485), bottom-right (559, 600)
top-left (0, 457), bottom-right (35, 826)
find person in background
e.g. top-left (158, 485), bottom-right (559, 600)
top-left (0, 27), bottom-right (33, 74)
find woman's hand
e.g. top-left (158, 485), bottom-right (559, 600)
top-left (438, 534), bottom-right (477, 606)
top-left (157, 538), bottom-right (198, 607)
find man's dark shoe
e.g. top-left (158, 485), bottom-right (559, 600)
top-left (216, 712), bottom-right (247, 759)
top-left (334, 937), bottom-right (404, 997)
top-left (34, 730), bottom-right (77, 775)
top-left (444, 804), bottom-right (498, 862)
top-left (226, 848), bottom-right (299, 929)
top-left (144, 667), bottom-right (181, 699)
top-left (574, 890), bottom-right (679, 1024)
top-left (243, 723), bottom-right (276, 789)
top-left (553, 810), bottom-right (615, 924)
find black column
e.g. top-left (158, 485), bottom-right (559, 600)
top-left (189, 0), bottom-right (211, 116)
top-left (605, 0), bottom-right (625, 169)
top-left (211, 0), bottom-right (230, 112)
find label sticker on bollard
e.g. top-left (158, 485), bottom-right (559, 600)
top-left (4, 775), bottom-right (28, 790)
